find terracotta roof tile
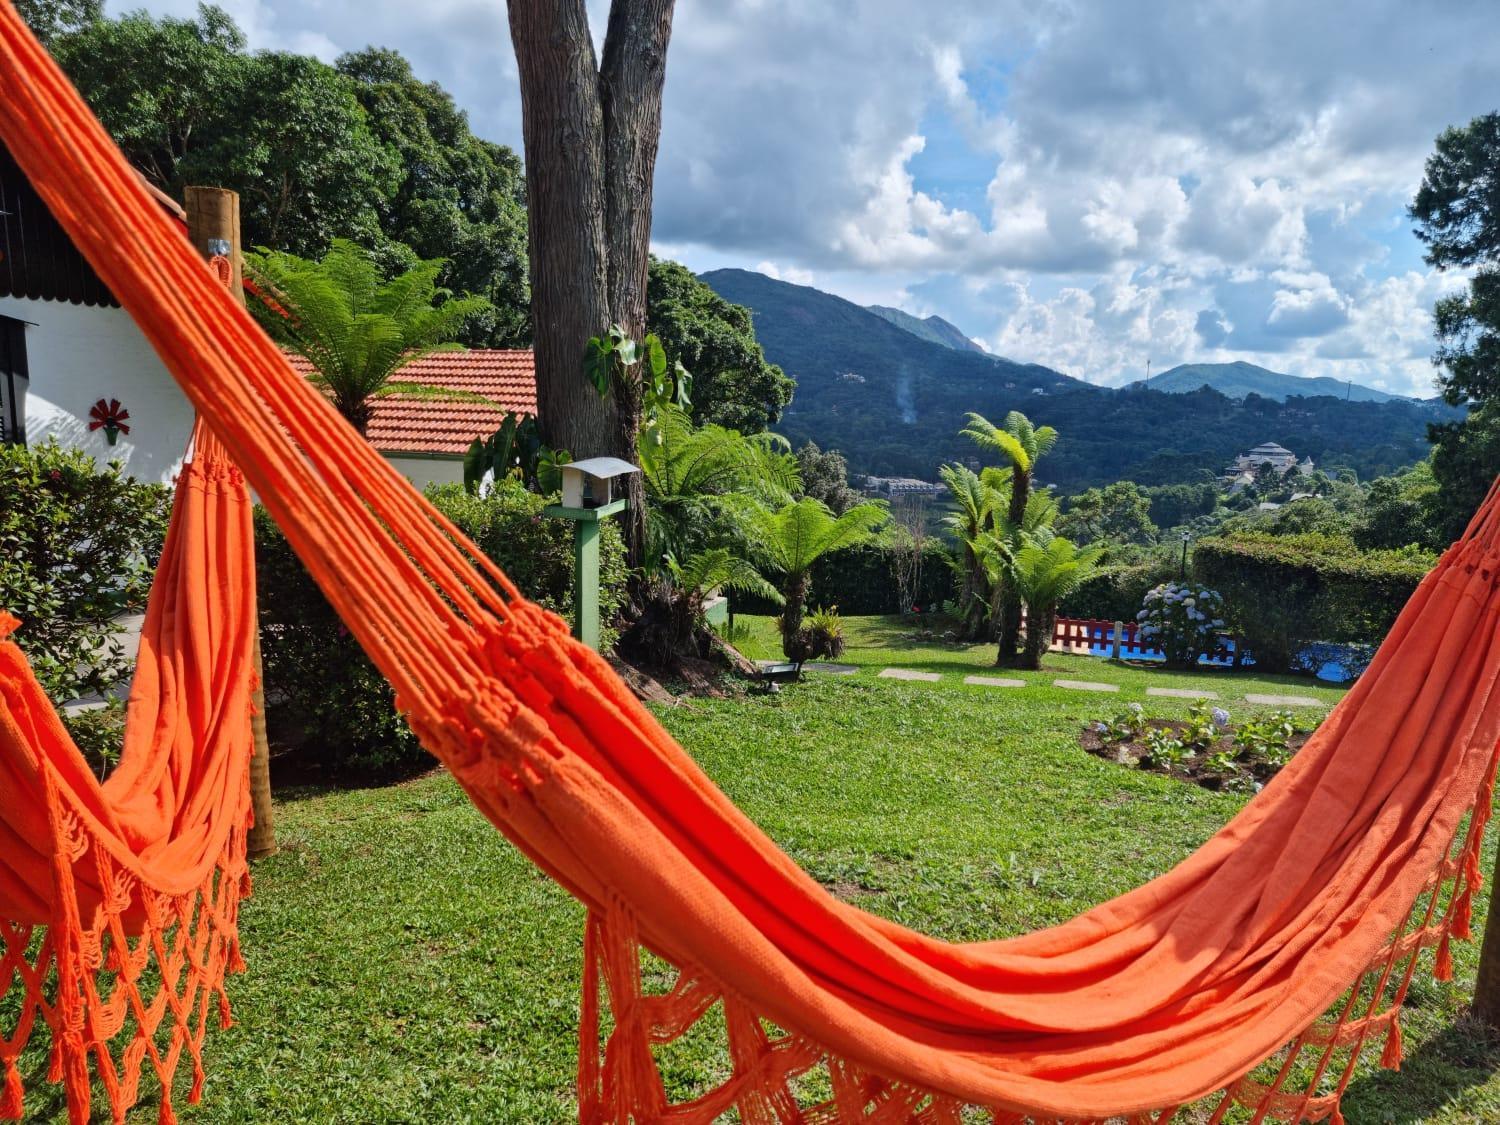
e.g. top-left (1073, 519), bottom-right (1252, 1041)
top-left (284, 350), bottom-right (537, 456)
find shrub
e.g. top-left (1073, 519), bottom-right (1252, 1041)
top-left (1059, 557), bottom-right (1178, 622)
top-left (1193, 533), bottom-right (1432, 673)
top-left (255, 480), bottom-right (627, 776)
top-left (1136, 582), bottom-right (1227, 669)
top-left (731, 543), bottom-right (954, 617)
top-left (0, 441), bottom-right (170, 702)
top-left (785, 605), bottom-right (846, 663)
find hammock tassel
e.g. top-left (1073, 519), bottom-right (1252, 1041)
top-left (0, 1058), bottom-right (23, 1121)
top-left (1453, 885), bottom-right (1475, 940)
top-left (1435, 931), bottom-right (1455, 981)
top-left (1381, 1014), bottom-right (1404, 1071)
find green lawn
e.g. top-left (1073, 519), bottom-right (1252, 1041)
top-left (29, 618), bottom-right (1500, 1122)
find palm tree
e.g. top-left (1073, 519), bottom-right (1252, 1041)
top-left (971, 489), bottom-right (1059, 658)
top-left (742, 497), bottom-right (887, 655)
top-left (940, 463), bottom-right (1002, 641)
top-left (650, 548), bottom-right (783, 662)
top-left (245, 240), bottom-right (493, 434)
top-left (1010, 537), bottom-right (1104, 670)
top-left (637, 403), bottom-right (798, 569)
top-left (962, 410), bottom-right (1058, 662)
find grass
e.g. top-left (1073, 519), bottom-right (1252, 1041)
top-left (23, 617), bottom-right (1500, 1122)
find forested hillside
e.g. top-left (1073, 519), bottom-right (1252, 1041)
top-left (705, 269), bottom-right (1460, 492)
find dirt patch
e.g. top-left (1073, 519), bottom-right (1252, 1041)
top-left (1079, 719), bottom-right (1310, 792)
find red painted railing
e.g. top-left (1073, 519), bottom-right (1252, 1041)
top-left (1051, 617), bottom-right (1161, 657)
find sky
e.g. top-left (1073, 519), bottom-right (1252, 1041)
top-left (110, 0), bottom-right (1500, 396)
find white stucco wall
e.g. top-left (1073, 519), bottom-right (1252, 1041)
top-left (4, 295), bottom-right (471, 496)
top-left (387, 455), bottom-right (464, 492)
top-left (1, 295), bottom-right (194, 484)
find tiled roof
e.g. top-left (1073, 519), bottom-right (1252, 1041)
top-left (285, 350), bottom-right (538, 456)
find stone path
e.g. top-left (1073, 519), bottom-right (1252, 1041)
top-left (1244, 693), bottom-right (1324, 708)
top-left (845, 666), bottom-right (1334, 709)
top-left (878, 668), bottom-right (941, 682)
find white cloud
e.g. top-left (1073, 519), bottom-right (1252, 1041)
top-left (107, 0), bottom-right (1500, 394)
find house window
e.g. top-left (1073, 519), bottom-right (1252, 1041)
top-left (0, 315), bottom-right (27, 445)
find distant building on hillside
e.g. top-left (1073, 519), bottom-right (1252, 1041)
top-left (1222, 442), bottom-right (1314, 483)
top-left (863, 475), bottom-right (944, 499)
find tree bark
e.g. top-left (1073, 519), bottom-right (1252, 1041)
top-left (185, 186), bottom-right (275, 858)
top-left (508, 0), bottom-right (676, 567)
top-left (1475, 844), bottom-right (1500, 1026)
top-left (996, 470), bottom-right (1030, 662)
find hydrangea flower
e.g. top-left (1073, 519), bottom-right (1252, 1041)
top-left (1211, 707), bottom-right (1230, 728)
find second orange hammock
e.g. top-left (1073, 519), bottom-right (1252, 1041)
top-left (3, 2), bottom-right (1500, 1121)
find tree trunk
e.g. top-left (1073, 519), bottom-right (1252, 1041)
top-left (185, 186), bottom-right (275, 858)
top-left (1474, 842), bottom-right (1500, 1026)
top-left (996, 469), bottom-right (1030, 662)
top-left (1020, 606), bottom-right (1053, 671)
top-left (780, 572), bottom-right (810, 658)
top-left (508, 0), bottom-right (676, 568)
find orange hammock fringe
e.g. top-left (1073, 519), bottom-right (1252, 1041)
top-left (4, 3), bottom-right (1500, 1122)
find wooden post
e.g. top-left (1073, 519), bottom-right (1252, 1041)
top-left (1111, 621), bottom-right (1123, 661)
top-left (184, 186), bottom-right (275, 860)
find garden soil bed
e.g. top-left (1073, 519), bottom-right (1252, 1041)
top-left (1079, 719), bottom-right (1310, 792)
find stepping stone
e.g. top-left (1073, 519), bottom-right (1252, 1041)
top-left (879, 668), bottom-right (940, 682)
top-left (1053, 679), bottom-right (1119, 693)
top-left (1147, 687), bottom-right (1219, 700)
top-left (1245, 693), bottom-right (1323, 707)
top-left (803, 662), bottom-right (857, 675)
top-left (965, 675), bottom-right (1026, 689)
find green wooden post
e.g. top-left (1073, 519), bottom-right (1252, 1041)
top-left (574, 518), bottom-right (601, 649)
top-left (545, 497), bottom-right (627, 649)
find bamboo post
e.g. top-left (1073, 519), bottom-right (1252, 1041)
top-left (184, 186), bottom-right (276, 859)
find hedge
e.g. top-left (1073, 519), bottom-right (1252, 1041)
top-left (1192, 532), bottom-right (1432, 674)
top-left (256, 480), bottom-right (627, 776)
top-left (1058, 557), bottom-right (1179, 623)
top-left (731, 542), bottom-right (956, 617)
top-left (0, 440), bottom-right (170, 705)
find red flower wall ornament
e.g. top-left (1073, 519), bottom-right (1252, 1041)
top-left (88, 398), bottom-right (131, 446)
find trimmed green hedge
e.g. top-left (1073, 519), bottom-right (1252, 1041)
top-left (731, 543), bottom-right (955, 617)
top-left (1192, 532), bottom-right (1432, 673)
top-left (257, 480), bottom-right (627, 776)
top-left (1058, 557), bottom-right (1179, 623)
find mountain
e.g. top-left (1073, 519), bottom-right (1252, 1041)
top-left (702, 269), bottom-right (1460, 492)
top-left (1132, 361), bottom-right (1405, 403)
top-left (867, 305), bottom-right (986, 354)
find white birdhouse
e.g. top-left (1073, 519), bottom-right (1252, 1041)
top-left (559, 456), bottom-right (640, 510)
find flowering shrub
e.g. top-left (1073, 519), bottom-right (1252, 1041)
top-left (1136, 582), bottom-right (1228, 669)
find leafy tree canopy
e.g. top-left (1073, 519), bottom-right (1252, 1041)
top-left (646, 258), bottom-right (793, 433)
top-left (1411, 112), bottom-right (1500, 540)
top-left (15, 0), bottom-right (100, 44)
top-left (48, 6), bottom-right (529, 342)
top-left (795, 441), bottom-right (861, 514)
top-left (336, 48), bottom-right (530, 347)
top-left (1058, 481), bottom-right (1157, 549)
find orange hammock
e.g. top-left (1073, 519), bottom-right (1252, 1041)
top-left (4, 5), bottom-right (1500, 1122)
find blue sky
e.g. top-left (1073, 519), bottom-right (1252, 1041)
top-left (111, 0), bottom-right (1500, 396)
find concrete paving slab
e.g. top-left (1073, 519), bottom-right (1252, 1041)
top-left (1053, 679), bottom-right (1119, 693)
top-left (964, 675), bottom-right (1026, 688)
top-left (1146, 687), bottom-right (1219, 700)
top-left (879, 668), bottom-right (941, 682)
top-left (1245, 693), bottom-right (1324, 707)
